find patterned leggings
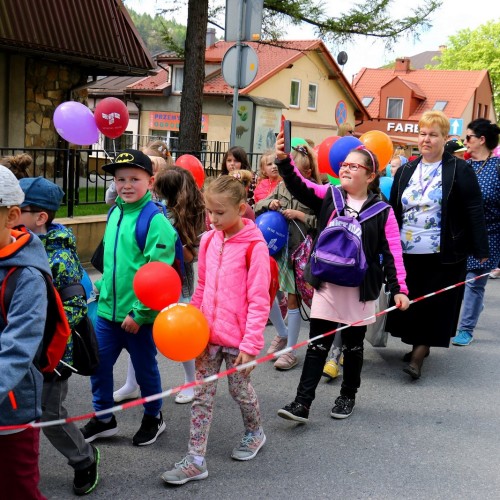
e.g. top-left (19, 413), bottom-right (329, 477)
top-left (188, 348), bottom-right (262, 457)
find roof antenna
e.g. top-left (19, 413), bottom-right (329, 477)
top-left (337, 51), bottom-right (348, 71)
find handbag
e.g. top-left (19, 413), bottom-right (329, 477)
top-left (365, 285), bottom-right (390, 347)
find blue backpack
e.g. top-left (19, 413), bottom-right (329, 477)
top-left (91, 201), bottom-right (185, 284)
top-left (310, 186), bottom-right (388, 287)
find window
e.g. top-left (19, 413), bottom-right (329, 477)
top-left (386, 98), bottom-right (403, 119)
top-left (290, 80), bottom-right (301, 107)
top-left (433, 101), bottom-right (448, 111)
top-left (477, 103), bottom-right (482, 118)
top-left (362, 97), bottom-right (374, 107)
top-left (484, 105), bottom-right (489, 118)
top-left (173, 67), bottom-right (184, 93)
top-left (308, 83), bottom-right (318, 110)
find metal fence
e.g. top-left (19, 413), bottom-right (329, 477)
top-left (0, 146), bottom-right (264, 217)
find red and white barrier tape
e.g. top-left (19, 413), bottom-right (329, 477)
top-left (0, 271), bottom-right (491, 431)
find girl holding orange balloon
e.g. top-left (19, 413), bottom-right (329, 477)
top-left (162, 176), bottom-right (271, 486)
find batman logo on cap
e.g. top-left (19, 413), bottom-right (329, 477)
top-left (115, 152), bottom-right (134, 163)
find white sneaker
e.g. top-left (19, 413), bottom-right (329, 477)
top-left (175, 391), bottom-right (194, 404)
top-left (113, 386), bottom-right (140, 403)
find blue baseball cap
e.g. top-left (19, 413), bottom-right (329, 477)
top-left (19, 177), bottom-right (65, 211)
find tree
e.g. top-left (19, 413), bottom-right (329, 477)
top-left (160, 0), bottom-right (443, 151)
top-left (430, 21), bottom-right (500, 116)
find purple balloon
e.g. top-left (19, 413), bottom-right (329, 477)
top-left (329, 136), bottom-right (363, 175)
top-left (54, 102), bottom-right (99, 145)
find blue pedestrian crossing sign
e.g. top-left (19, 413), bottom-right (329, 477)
top-left (449, 118), bottom-right (463, 137)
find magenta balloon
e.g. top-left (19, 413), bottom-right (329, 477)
top-left (54, 102), bottom-right (99, 145)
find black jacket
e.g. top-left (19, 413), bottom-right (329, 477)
top-left (276, 156), bottom-right (405, 302)
top-left (389, 153), bottom-right (489, 264)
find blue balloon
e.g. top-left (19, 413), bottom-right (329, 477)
top-left (255, 211), bottom-right (288, 255)
top-left (81, 269), bottom-right (95, 300)
top-left (379, 176), bottom-right (393, 200)
top-left (329, 136), bottom-right (363, 175)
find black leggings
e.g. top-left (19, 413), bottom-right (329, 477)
top-left (295, 318), bottom-right (366, 407)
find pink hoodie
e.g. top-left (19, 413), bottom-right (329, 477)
top-left (191, 219), bottom-right (271, 356)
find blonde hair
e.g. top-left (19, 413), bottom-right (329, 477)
top-left (229, 169), bottom-right (253, 190)
top-left (338, 122), bottom-right (354, 137)
top-left (291, 144), bottom-right (321, 183)
top-left (149, 155), bottom-right (168, 175)
top-left (204, 175), bottom-right (246, 206)
top-left (142, 140), bottom-right (174, 167)
top-left (418, 111), bottom-right (449, 138)
top-left (258, 150), bottom-right (276, 180)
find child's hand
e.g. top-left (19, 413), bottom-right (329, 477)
top-left (268, 199), bottom-right (281, 211)
top-left (234, 351), bottom-right (256, 376)
top-left (282, 209), bottom-right (304, 222)
top-left (275, 131), bottom-right (288, 160)
top-left (121, 315), bottom-right (140, 334)
top-left (394, 293), bottom-right (410, 311)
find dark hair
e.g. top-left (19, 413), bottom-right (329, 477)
top-left (349, 146), bottom-right (381, 195)
top-left (153, 167), bottom-right (205, 252)
top-left (26, 205), bottom-right (56, 226)
top-left (0, 153), bottom-right (33, 179)
top-left (467, 118), bottom-right (500, 151)
top-left (220, 146), bottom-right (251, 175)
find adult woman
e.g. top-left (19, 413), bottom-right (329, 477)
top-left (451, 119), bottom-right (500, 346)
top-left (386, 111), bottom-right (489, 379)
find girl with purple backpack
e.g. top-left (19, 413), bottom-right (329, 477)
top-left (274, 134), bottom-right (410, 423)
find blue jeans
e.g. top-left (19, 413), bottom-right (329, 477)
top-left (458, 269), bottom-right (491, 334)
top-left (91, 317), bottom-right (162, 418)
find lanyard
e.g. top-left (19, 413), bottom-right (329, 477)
top-left (418, 161), bottom-right (442, 198)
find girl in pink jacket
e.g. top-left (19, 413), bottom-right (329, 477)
top-left (162, 176), bottom-right (271, 486)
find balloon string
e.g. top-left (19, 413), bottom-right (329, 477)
top-left (0, 271), bottom-right (490, 432)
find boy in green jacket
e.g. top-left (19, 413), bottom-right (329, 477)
top-left (81, 150), bottom-right (177, 447)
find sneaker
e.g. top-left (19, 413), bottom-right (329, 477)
top-left (161, 455), bottom-right (208, 485)
top-left (489, 268), bottom-right (500, 279)
top-left (330, 395), bottom-right (355, 419)
top-left (132, 412), bottom-right (166, 446)
top-left (452, 330), bottom-right (473, 346)
top-left (113, 386), bottom-right (140, 403)
top-left (266, 335), bottom-right (287, 355)
top-left (274, 352), bottom-right (298, 370)
top-left (231, 431), bottom-right (266, 461)
top-left (277, 401), bottom-right (309, 423)
top-left (81, 416), bottom-right (118, 443)
top-left (279, 295), bottom-right (288, 321)
top-left (175, 391), bottom-right (194, 404)
top-left (322, 359), bottom-right (340, 379)
top-left (73, 445), bottom-right (100, 496)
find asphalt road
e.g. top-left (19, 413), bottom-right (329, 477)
top-left (39, 275), bottom-right (500, 499)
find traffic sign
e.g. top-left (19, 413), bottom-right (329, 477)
top-left (222, 44), bottom-right (259, 89)
top-left (450, 118), bottom-right (463, 136)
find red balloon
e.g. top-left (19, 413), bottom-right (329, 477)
top-left (94, 97), bottom-right (129, 139)
top-left (175, 154), bottom-right (205, 188)
top-left (317, 136), bottom-right (340, 176)
top-left (153, 304), bottom-right (210, 362)
top-left (133, 262), bottom-right (181, 311)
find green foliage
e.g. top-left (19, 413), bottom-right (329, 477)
top-left (431, 21), bottom-right (500, 116)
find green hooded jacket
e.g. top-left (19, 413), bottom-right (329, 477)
top-left (97, 191), bottom-right (177, 325)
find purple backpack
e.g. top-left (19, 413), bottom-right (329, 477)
top-left (310, 186), bottom-right (388, 287)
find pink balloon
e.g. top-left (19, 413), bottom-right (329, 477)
top-left (493, 145), bottom-right (500, 158)
top-left (54, 102), bottom-right (99, 145)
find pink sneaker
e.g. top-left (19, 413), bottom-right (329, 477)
top-left (274, 352), bottom-right (298, 370)
top-left (267, 335), bottom-right (287, 355)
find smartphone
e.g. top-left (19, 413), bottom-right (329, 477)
top-left (283, 120), bottom-right (292, 154)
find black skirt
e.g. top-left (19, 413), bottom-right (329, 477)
top-left (386, 253), bottom-right (466, 348)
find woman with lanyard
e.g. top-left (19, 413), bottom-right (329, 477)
top-left (386, 110), bottom-right (489, 379)
top-left (451, 119), bottom-right (500, 346)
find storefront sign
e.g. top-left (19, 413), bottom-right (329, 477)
top-left (387, 122), bottom-right (419, 134)
top-left (149, 112), bottom-right (209, 132)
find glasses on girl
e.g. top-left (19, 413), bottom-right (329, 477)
top-left (339, 162), bottom-right (372, 172)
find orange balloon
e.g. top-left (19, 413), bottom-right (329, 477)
top-left (133, 262), bottom-right (181, 311)
top-left (359, 130), bottom-right (394, 171)
top-left (153, 304), bottom-right (210, 362)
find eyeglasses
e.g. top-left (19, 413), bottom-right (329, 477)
top-left (339, 162), bottom-right (372, 172)
top-left (465, 134), bottom-right (480, 141)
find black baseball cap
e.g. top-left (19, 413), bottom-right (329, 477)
top-left (103, 149), bottom-right (153, 176)
top-left (444, 139), bottom-right (467, 154)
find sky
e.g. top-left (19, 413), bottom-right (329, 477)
top-left (124, 0), bottom-right (500, 81)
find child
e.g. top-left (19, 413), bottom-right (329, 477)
top-left (0, 166), bottom-right (49, 500)
top-left (389, 155), bottom-right (402, 177)
top-left (254, 143), bottom-right (319, 371)
top-left (253, 150), bottom-right (281, 203)
top-left (220, 146), bottom-right (256, 206)
top-left (274, 136), bottom-right (410, 422)
top-left (18, 177), bottom-right (99, 495)
top-left (161, 175), bottom-right (271, 485)
top-left (114, 166), bottom-right (206, 405)
top-left (228, 169), bottom-right (256, 221)
top-left (0, 153), bottom-right (32, 179)
top-left (81, 149), bottom-right (177, 446)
